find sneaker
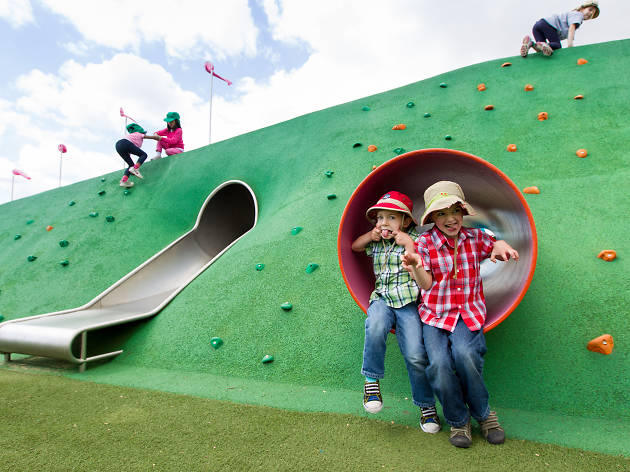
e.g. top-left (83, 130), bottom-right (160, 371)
top-left (129, 166), bottom-right (143, 179)
top-left (520, 35), bottom-right (533, 57)
top-left (363, 381), bottom-right (383, 414)
top-left (479, 411), bottom-right (505, 444)
top-left (539, 42), bottom-right (553, 56)
top-left (151, 153), bottom-right (162, 161)
top-left (449, 421), bottom-right (472, 448)
top-left (532, 42), bottom-right (543, 53)
top-left (420, 406), bottom-right (442, 434)
top-left (119, 180), bottom-right (134, 188)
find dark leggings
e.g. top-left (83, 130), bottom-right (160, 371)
top-left (532, 19), bottom-right (562, 50)
top-left (115, 139), bottom-right (148, 177)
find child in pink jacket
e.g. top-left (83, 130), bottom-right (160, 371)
top-left (153, 111), bottom-right (184, 159)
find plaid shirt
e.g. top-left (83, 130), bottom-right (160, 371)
top-left (366, 228), bottom-right (420, 308)
top-left (415, 226), bottom-right (495, 332)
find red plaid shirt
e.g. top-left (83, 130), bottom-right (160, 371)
top-left (415, 226), bottom-right (495, 332)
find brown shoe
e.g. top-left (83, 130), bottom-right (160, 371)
top-left (479, 411), bottom-right (505, 444)
top-left (539, 42), bottom-right (553, 56)
top-left (520, 35), bottom-right (532, 57)
top-left (449, 421), bottom-right (472, 448)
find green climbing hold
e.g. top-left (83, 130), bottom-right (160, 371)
top-left (445, 135), bottom-right (452, 141)
top-left (0, 314), bottom-right (4, 322)
top-left (262, 354), bottom-right (274, 364)
top-left (406, 101), bottom-right (415, 108)
top-left (100, 177), bottom-right (106, 182)
top-left (393, 148), bottom-right (405, 155)
top-left (326, 194), bottom-right (337, 200)
top-left (123, 190), bottom-right (131, 196)
top-left (105, 216), bottom-right (115, 222)
top-left (97, 190), bottom-right (106, 196)
top-left (305, 263), bottom-right (319, 274)
top-left (14, 234), bottom-right (21, 240)
top-left (352, 142), bottom-right (362, 148)
top-left (26, 219), bottom-right (34, 225)
top-left (424, 112), bottom-right (431, 118)
top-left (59, 260), bottom-right (69, 267)
top-left (255, 263), bottom-right (265, 271)
top-left (361, 106), bottom-right (371, 111)
top-left (59, 240), bottom-right (69, 248)
top-left (89, 212), bottom-right (99, 218)
top-left (291, 226), bottom-right (303, 235)
top-left (210, 337), bottom-right (224, 349)
top-left (439, 82), bottom-right (448, 88)
top-left (281, 302), bottom-right (293, 311)
top-left (27, 255), bottom-right (37, 262)
top-left (324, 170), bottom-right (334, 177)
top-left (68, 200), bottom-right (76, 206)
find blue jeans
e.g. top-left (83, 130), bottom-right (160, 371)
top-left (423, 319), bottom-right (490, 426)
top-left (116, 139), bottom-right (148, 177)
top-left (361, 298), bottom-right (434, 407)
top-left (533, 19), bottom-right (562, 50)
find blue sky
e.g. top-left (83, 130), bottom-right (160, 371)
top-left (0, 0), bottom-right (626, 203)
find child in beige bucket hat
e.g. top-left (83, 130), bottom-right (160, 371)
top-left (402, 180), bottom-right (519, 448)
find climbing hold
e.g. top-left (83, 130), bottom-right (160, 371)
top-left (444, 135), bottom-right (452, 141)
top-left (371, 165), bottom-right (378, 170)
top-left (501, 62), bottom-right (512, 67)
top-left (576, 149), bottom-right (588, 158)
top-left (574, 94), bottom-right (584, 100)
top-left (100, 177), bottom-right (106, 182)
top-left (97, 190), bottom-right (106, 196)
top-left (59, 240), bottom-right (69, 248)
top-left (367, 145), bottom-right (377, 152)
top-left (324, 170), bottom-right (334, 177)
top-left (406, 101), bottom-right (415, 108)
top-left (587, 334), bottom-right (614, 355)
top-left (597, 250), bottom-right (617, 262)
top-left (27, 255), bottom-right (37, 262)
top-left (105, 216), bottom-right (115, 222)
top-left (477, 83), bottom-right (486, 91)
top-left (352, 142), bottom-right (362, 148)
top-left (26, 219), bottom-right (34, 225)
top-left (577, 58), bottom-right (588, 65)
top-left (13, 234), bottom-right (21, 240)
top-left (305, 263), bottom-right (319, 274)
top-left (68, 200), bottom-right (76, 206)
top-left (281, 302), bottom-right (293, 311)
top-left (537, 112), bottom-right (548, 121)
top-left (423, 112), bottom-right (431, 118)
top-left (261, 354), bottom-right (274, 364)
top-left (59, 260), bottom-right (69, 267)
top-left (46, 225), bottom-right (53, 231)
top-left (326, 194), bottom-right (337, 200)
top-left (524, 84), bottom-right (534, 91)
top-left (392, 124), bottom-right (406, 130)
top-left (0, 315), bottom-right (4, 322)
top-left (255, 263), bottom-right (265, 271)
top-left (210, 337), bottom-right (224, 349)
top-left (361, 106), bottom-right (371, 111)
top-left (123, 190), bottom-right (131, 196)
top-left (484, 105), bottom-right (494, 110)
top-left (439, 82), bottom-right (447, 88)
top-left (523, 186), bottom-right (540, 194)
top-left (89, 212), bottom-right (99, 218)
top-left (393, 148), bottom-right (405, 155)
top-left (291, 226), bottom-right (303, 235)
top-left (507, 144), bottom-right (517, 152)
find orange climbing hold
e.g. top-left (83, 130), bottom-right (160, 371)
top-left (597, 250), bottom-right (617, 262)
top-left (368, 145), bottom-right (377, 152)
top-left (587, 334), bottom-right (614, 355)
top-left (524, 84), bottom-right (534, 91)
top-left (577, 58), bottom-right (588, 65)
top-left (523, 186), bottom-right (540, 194)
top-left (576, 149), bottom-right (588, 158)
top-left (501, 62), bottom-right (512, 67)
top-left (537, 112), bottom-right (548, 121)
top-left (507, 144), bottom-right (517, 152)
top-left (574, 94), bottom-right (584, 100)
top-left (371, 165), bottom-right (378, 170)
top-left (392, 124), bottom-right (406, 130)
top-left (477, 83), bottom-right (486, 91)
top-left (484, 105), bottom-right (494, 110)
top-left (46, 225), bottom-right (53, 231)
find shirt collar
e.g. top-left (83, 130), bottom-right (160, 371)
top-left (430, 225), bottom-right (469, 249)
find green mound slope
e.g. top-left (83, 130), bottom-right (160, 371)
top-left (1, 39), bottom-right (629, 456)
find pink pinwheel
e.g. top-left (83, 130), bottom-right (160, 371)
top-left (58, 144), bottom-right (67, 153)
top-left (204, 61), bottom-right (233, 143)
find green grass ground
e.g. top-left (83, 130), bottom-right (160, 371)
top-left (2, 369), bottom-right (629, 472)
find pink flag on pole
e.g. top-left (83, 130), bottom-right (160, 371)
top-left (12, 169), bottom-right (31, 180)
top-left (120, 107), bottom-right (125, 117)
top-left (204, 62), bottom-right (232, 85)
top-left (58, 144), bottom-right (67, 153)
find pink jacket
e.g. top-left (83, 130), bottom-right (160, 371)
top-left (156, 128), bottom-right (184, 149)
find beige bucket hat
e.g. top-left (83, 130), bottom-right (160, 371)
top-left (420, 181), bottom-right (476, 225)
top-left (578, 1), bottom-right (599, 18)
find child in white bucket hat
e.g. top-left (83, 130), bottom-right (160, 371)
top-left (402, 181), bottom-right (519, 448)
top-left (520, 2), bottom-right (600, 57)
top-left (351, 190), bottom-right (440, 434)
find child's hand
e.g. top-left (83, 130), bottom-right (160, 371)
top-left (370, 226), bottom-right (382, 242)
top-left (401, 251), bottom-right (422, 272)
top-left (393, 230), bottom-right (412, 248)
top-left (490, 240), bottom-right (520, 263)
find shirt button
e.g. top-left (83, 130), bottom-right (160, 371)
top-left (457, 287), bottom-right (461, 291)
top-left (458, 305), bottom-right (462, 309)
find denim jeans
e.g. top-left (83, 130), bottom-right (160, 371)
top-left (116, 139), bottom-right (148, 177)
top-left (361, 298), bottom-right (435, 407)
top-left (423, 318), bottom-right (490, 426)
top-left (533, 18), bottom-right (562, 50)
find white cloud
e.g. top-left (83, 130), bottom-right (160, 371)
top-left (0, 0), bottom-right (34, 28)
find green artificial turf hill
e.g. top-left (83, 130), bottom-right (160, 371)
top-left (1, 39), bottom-right (629, 456)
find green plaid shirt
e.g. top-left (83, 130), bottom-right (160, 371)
top-left (366, 228), bottom-right (420, 308)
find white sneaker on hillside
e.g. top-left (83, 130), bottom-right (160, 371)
top-left (119, 180), bottom-right (134, 188)
top-left (129, 166), bottom-right (143, 179)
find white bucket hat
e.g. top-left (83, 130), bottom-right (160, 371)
top-left (420, 181), bottom-right (476, 225)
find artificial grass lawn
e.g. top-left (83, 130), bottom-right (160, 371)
top-left (2, 369), bottom-right (629, 472)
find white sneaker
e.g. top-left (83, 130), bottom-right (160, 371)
top-left (420, 406), bottom-right (442, 434)
top-left (129, 166), bottom-right (143, 179)
top-left (363, 381), bottom-right (383, 414)
top-left (119, 180), bottom-right (134, 188)
top-left (151, 153), bottom-right (162, 160)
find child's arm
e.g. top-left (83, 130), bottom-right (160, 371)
top-left (490, 240), bottom-right (520, 263)
top-left (351, 227), bottom-right (381, 252)
top-left (567, 23), bottom-right (578, 47)
top-left (401, 251), bottom-right (433, 290)
top-left (144, 134), bottom-right (162, 141)
top-left (158, 128), bottom-right (182, 147)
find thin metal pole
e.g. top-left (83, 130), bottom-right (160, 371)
top-left (10, 174), bottom-right (14, 201)
top-left (209, 72), bottom-right (214, 144)
top-left (79, 331), bottom-right (87, 373)
top-left (58, 152), bottom-right (62, 188)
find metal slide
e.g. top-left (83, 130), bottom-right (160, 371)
top-left (0, 180), bottom-right (258, 371)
